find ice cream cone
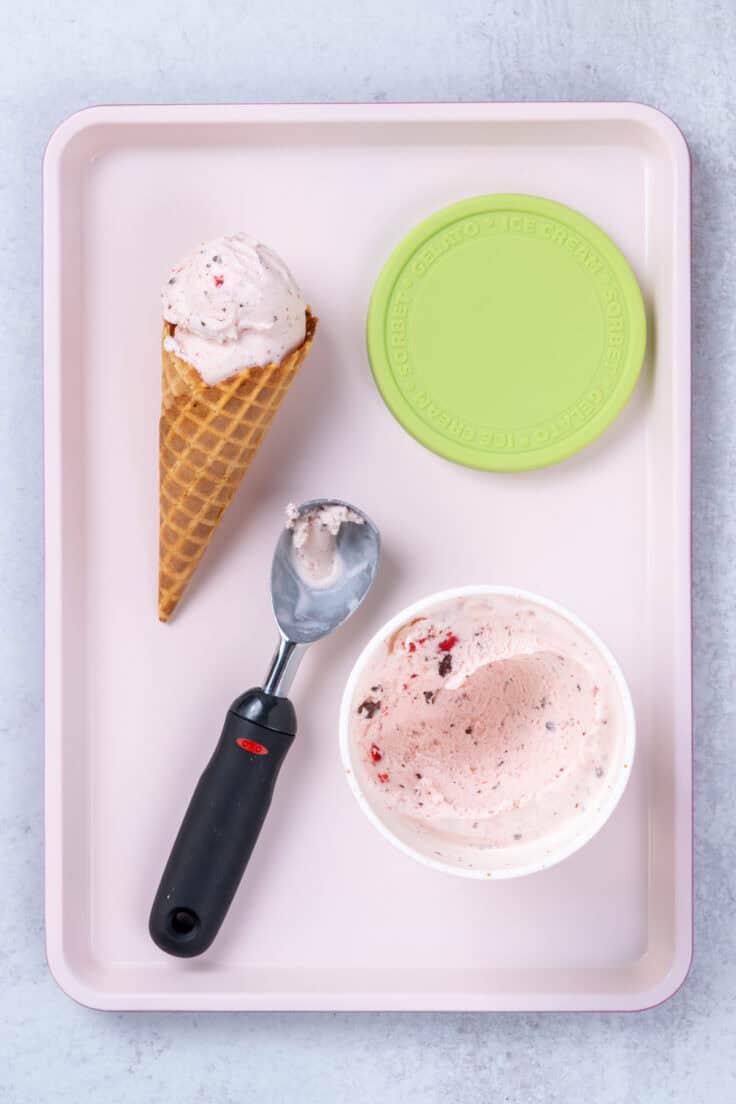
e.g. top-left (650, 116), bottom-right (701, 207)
top-left (158, 311), bottom-right (316, 621)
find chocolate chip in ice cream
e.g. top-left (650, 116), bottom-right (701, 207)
top-left (438, 653), bottom-right (452, 677)
top-left (357, 698), bottom-right (382, 719)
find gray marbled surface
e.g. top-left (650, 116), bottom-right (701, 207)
top-left (2, 1), bottom-right (734, 1100)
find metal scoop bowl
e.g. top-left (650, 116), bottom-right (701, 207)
top-left (150, 500), bottom-right (380, 957)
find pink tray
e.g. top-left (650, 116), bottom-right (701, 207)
top-left (43, 102), bottom-right (692, 1011)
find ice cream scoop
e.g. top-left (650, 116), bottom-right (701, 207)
top-left (150, 499), bottom-right (380, 957)
top-left (162, 232), bottom-right (308, 384)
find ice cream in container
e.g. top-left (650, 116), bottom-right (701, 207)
top-left (340, 586), bottom-right (635, 878)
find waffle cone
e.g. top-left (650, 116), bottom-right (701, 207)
top-left (158, 311), bottom-right (316, 621)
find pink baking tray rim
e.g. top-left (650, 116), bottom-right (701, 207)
top-left (43, 101), bottom-right (692, 1012)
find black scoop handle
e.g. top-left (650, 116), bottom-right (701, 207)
top-left (149, 689), bottom-right (296, 958)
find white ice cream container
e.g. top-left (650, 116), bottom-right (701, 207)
top-left (339, 586), bottom-right (636, 880)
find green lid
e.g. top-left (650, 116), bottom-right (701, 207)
top-left (367, 194), bottom-right (646, 471)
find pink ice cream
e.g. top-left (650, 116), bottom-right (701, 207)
top-left (286, 503), bottom-right (365, 588)
top-left (349, 593), bottom-right (624, 852)
top-left (161, 233), bottom-right (307, 384)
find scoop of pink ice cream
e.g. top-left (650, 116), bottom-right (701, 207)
top-left (161, 233), bottom-right (307, 384)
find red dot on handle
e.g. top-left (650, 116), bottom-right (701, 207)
top-left (236, 738), bottom-right (269, 755)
